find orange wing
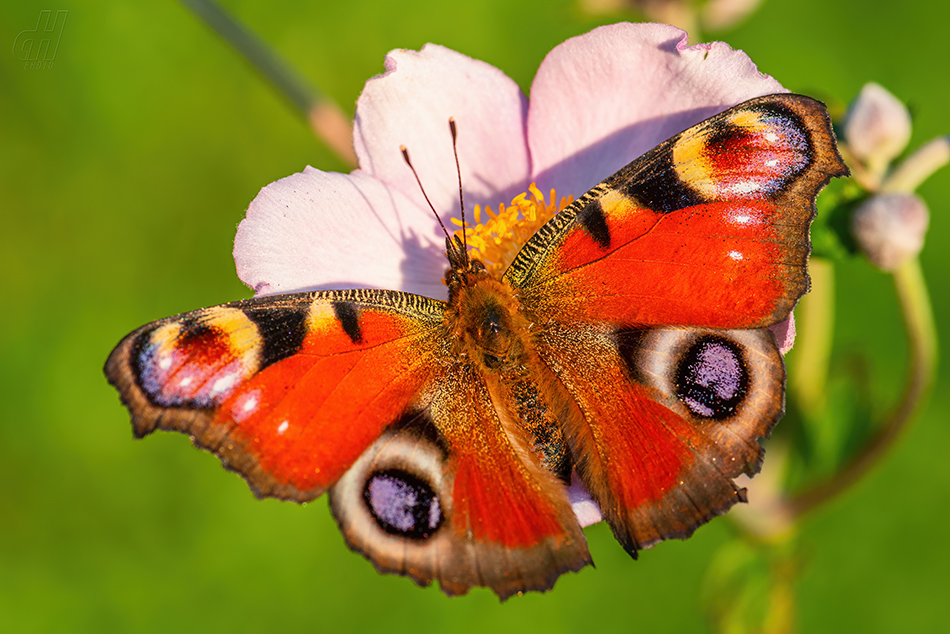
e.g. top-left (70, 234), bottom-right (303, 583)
top-left (506, 94), bottom-right (848, 330)
top-left (535, 323), bottom-right (784, 554)
top-left (331, 360), bottom-right (589, 598)
top-left (106, 290), bottom-right (444, 500)
top-left (105, 289), bottom-right (590, 597)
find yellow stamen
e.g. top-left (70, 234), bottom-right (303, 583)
top-left (451, 184), bottom-right (573, 275)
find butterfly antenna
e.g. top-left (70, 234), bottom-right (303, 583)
top-left (400, 145), bottom-right (461, 262)
top-left (448, 118), bottom-right (467, 255)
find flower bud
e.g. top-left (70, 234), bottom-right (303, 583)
top-left (844, 83), bottom-right (911, 171)
top-left (852, 192), bottom-right (929, 271)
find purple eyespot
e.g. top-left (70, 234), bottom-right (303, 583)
top-left (675, 336), bottom-right (748, 419)
top-left (364, 469), bottom-right (442, 539)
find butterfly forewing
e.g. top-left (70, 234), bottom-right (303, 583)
top-left (505, 94), bottom-right (849, 330)
top-left (105, 290), bottom-right (447, 501)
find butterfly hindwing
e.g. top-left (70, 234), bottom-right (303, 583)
top-left (535, 323), bottom-right (784, 554)
top-left (330, 360), bottom-right (591, 599)
top-left (506, 94), bottom-right (849, 330)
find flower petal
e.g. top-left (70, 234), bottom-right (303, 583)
top-left (527, 22), bottom-right (786, 198)
top-left (769, 313), bottom-right (796, 356)
top-left (567, 474), bottom-right (604, 527)
top-left (354, 44), bottom-right (532, 216)
top-left (234, 167), bottom-right (448, 298)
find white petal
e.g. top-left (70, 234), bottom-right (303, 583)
top-left (234, 167), bottom-right (448, 299)
top-left (567, 475), bottom-right (603, 527)
top-left (354, 44), bottom-right (532, 216)
top-left (527, 22), bottom-right (786, 198)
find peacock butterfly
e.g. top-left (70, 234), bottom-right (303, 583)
top-left (105, 93), bottom-right (848, 599)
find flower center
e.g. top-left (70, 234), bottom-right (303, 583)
top-left (452, 184), bottom-right (573, 275)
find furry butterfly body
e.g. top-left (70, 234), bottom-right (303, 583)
top-left (106, 94), bottom-right (847, 599)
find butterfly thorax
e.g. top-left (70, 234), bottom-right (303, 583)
top-left (444, 257), bottom-right (531, 373)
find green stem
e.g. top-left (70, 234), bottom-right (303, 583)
top-left (179, 0), bottom-right (357, 166)
top-left (788, 257), bottom-right (937, 516)
top-left (881, 135), bottom-right (950, 193)
top-left (790, 258), bottom-right (835, 419)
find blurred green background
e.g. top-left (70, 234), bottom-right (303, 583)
top-left (2, 0), bottom-right (948, 632)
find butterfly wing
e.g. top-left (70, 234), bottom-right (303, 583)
top-left (505, 94), bottom-right (848, 554)
top-left (105, 289), bottom-right (590, 597)
top-left (330, 359), bottom-right (590, 598)
top-left (535, 322), bottom-right (784, 554)
top-left (507, 94), bottom-right (849, 329)
top-left (105, 290), bottom-right (446, 501)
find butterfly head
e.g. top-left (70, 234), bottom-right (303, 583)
top-left (443, 233), bottom-right (488, 302)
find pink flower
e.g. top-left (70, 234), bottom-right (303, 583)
top-left (233, 22), bottom-right (788, 525)
top-left (235, 22), bottom-right (784, 299)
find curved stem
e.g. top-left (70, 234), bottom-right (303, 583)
top-left (180, 0), bottom-right (357, 166)
top-left (788, 257), bottom-right (937, 517)
top-left (881, 135), bottom-right (949, 193)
